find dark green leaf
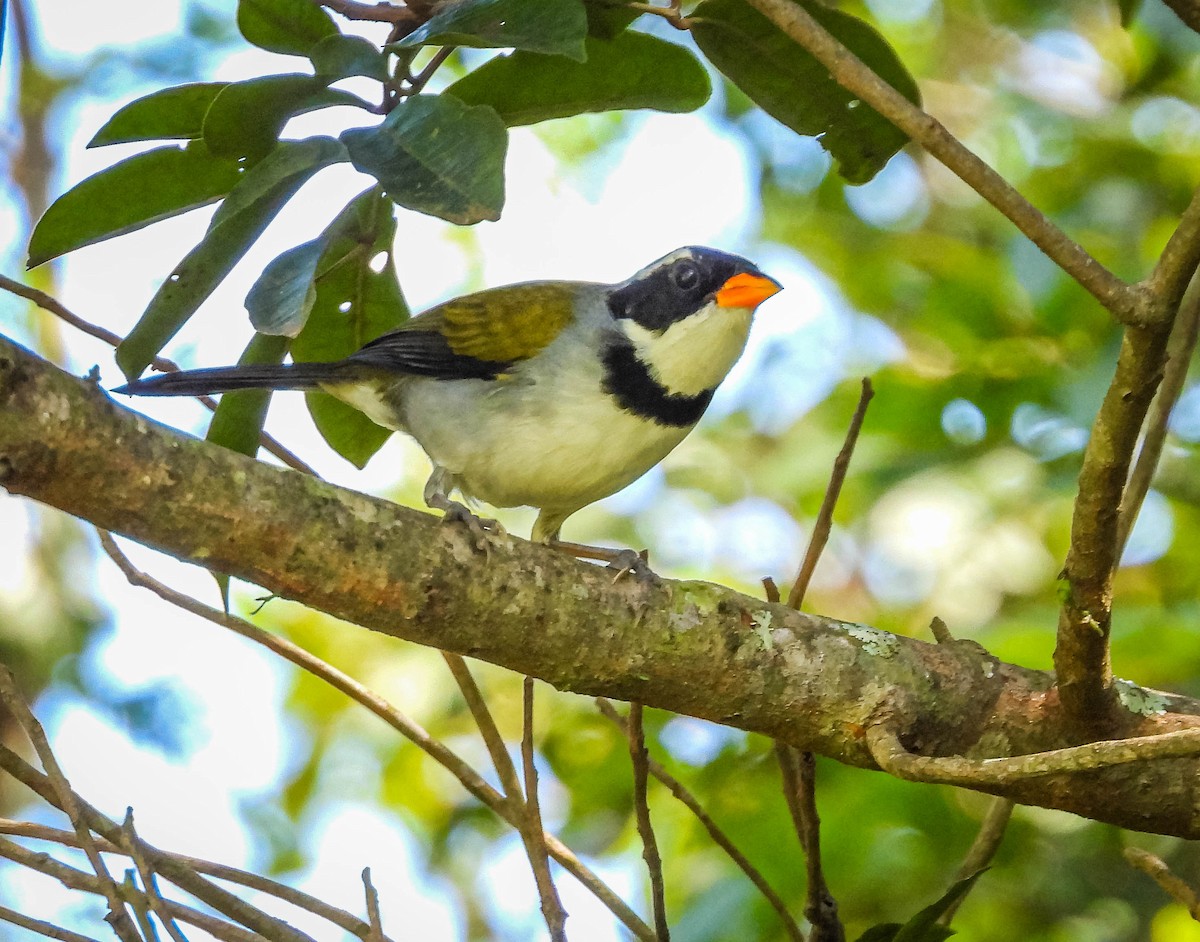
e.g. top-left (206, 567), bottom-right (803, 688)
top-left (447, 31), bottom-right (709, 126)
top-left (205, 332), bottom-right (291, 458)
top-left (292, 189), bottom-right (408, 467)
top-left (116, 137), bottom-right (348, 380)
top-left (246, 239), bottom-right (326, 336)
top-left (856, 925), bottom-right (902, 942)
top-left (27, 142), bottom-right (243, 268)
top-left (584, 0), bottom-right (641, 39)
top-left (692, 0), bottom-right (921, 183)
top-left (390, 0), bottom-right (588, 61)
top-left (309, 34), bottom-right (391, 83)
top-left (889, 872), bottom-right (985, 942)
top-left (342, 94), bottom-right (506, 225)
top-left (88, 83), bottom-right (228, 147)
top-left (203, 74), bottom-right (366, 158)
top-left (237, 0), bottom-right (338, 56)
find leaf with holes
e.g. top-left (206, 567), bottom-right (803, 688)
top-left (27, 141), bottom-right (243, 268)
top-left (448, 31), bottom-right (709, 126)
top-left (115, 137), bottom-right (348, 380)
top-left (390, 0), bottom-right (587, 61)
top-left (89, 83), bottom-right (228, 147)
top-left (292, 189), bottom-right (409, 467)
top-left (691, 0), bottom-right (920, 183)
top-left (342, 94), bottom-right (507, 225)
top-left (237, 0), bottom-right (338, 56)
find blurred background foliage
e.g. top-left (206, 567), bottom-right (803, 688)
top-left (4, 0), bottom-right (1200, 940)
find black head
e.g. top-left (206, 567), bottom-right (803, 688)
top-left (607, 246), bottom-right (771, 332)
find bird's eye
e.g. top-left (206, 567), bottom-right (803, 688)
top-left (672, 260), bottom-right (700, 291)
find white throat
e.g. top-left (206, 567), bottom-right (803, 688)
top-left (619, 302), bottom-right (754, 397)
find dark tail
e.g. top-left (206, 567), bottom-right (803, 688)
top-left (112, 362), bottom-right (350, 397)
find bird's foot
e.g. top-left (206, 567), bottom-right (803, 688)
top-left (550, 540), bottom-right (659, 585)
top-left (438, 500), bottom-right (508, 555)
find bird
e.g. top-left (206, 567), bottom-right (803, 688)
top-left (114, 246), bottom-right (782, 569)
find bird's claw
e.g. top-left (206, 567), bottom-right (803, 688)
top-left (607, 548), bottom-right (659, 585)
top-left (439, 501), bottom-right (508, 555)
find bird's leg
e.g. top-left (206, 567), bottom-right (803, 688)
top-left (424, 468), bottom-right (507, 552)
top-left (535, 509), bottom-right (658, 584)
top-left (549, 539), bottom-right (658, 584)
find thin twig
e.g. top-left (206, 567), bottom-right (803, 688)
top-left (0, 744), bottom-right (316, 942)
top-left (0, 818), bottom-right (377, 942)
top-left (361, 869), bottom-right (384, 942)
top-left (125, 869), bottom-right (163, 942)
top-left (93, 531), bottom-right (654, 942)
top-left (404, 46), bottom-right (454, 94)
top-left (315, 0), bottom-right (422, 24)
top-left (787, 378), bottom-right (873, 609)
top-left (1149, 186), bottom-right (1200, 315)
top-left (0, 665), bottom-right (142, 942)
top-left (441, 653), bottom-right (524, 805)
top-left (0, 903), bottom-right (103, 942)
top-left (124, 809), bottom-right (190, 942)
top-left (938, 798), bottom-right (1014, 925)
top-left (1124, 847), bottom-right (1200, 920)
top-left (867, 724), bottom-right (1200, 786)
top-left (741, 0), bottom-right (1139, 325)
top-left (522, 677), bottom-right (568, 941)
top-left (595, 700), bottom-right (802, 942)
top-left (0, 835), bottom-right (260, 942)
top-left (628, 703), bottom-right (669, 941)
top-left (775, 746), bottom-right (842, 941)
top-left (0, 274), bottom-right (317, 476)
top-left (1117, 289), bottom-right (1200, 558)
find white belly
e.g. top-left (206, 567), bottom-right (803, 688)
top-left (396, 342), bottom-right (691, 516)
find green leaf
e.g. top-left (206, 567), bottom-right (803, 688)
top-left (309, 34), bottom-right (391, 83)
top-left (246, 239), bottom-right (326, 336)
top-left (205, 332), bottom-right (291, 458)
top-left (115, 137), bottom-right (348, 380)
top-left (447, 31), bottom-right (710, 126)
top-left (203, 74), bottom-right (366, 158)
top-left (390, 0), bottom-right (588, 61)
top-left (292, 189), bottom-right (408, 467)
top-left (342, 94), bottom-right (507, 225)
top-left (691, 0), bottom-right (921, 184)
top-left (855, 872), bottom-right (986, 942)
top-left (27, 142), bottom-right (243, 268)
top-left (584, 0), bottom-right (641, 39)
top-left (237, 0), bottom-right (338, 56)
top-left (88, 83), bottom-right (228, 147)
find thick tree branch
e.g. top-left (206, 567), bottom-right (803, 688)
top-left (5, 334), bottom-right (1200, 836)
top-left (741, 0), bottom-right (1138, 325)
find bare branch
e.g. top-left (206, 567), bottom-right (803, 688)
top-left (1124, 847), bottom-right (1200, 920)
top-left (1118, 289), bottom-right (1200, 558)
top-left (93, 532), bottom-right (653, 942)
top-left (361, 869), bottom-right (384, 942)
top-left (1149, 186), bottom-right (1200, 314)
top-left (627, 703), bottom-right (669, 941)
top-left (0, 835), bottom-right (262, 942)
top-left (867, 724), bottom-right (1200, 786)
top-left (776, 747), bottom-right (842, 941)
top-left (1055, 327), bottom-right (1172, 729)
top-left (0, 275), bottom-right (317, 477)
top-left (788, 378), bottom-right (873, 609)
top-left (0, 902), bottom-right (104, 942)
top-left (522, 678), bottom-right (568, 941)
top-left (740, 0), bottom-right (1138, 324)
top-left (595, 700), bottom-right (802, 942)
top-left (315, 0), bottom-right (422, 24)
top-left (938, 798), bottom-right (1014, 925)
top-left (441, 654), bottom-right (524, 805)
top-left (123, 810), bottom-right (190, 942)
top-left (0, 665), bottom-right (141, 942)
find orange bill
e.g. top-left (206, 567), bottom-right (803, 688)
top-left (715, 271), bottom-right (783, 309)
